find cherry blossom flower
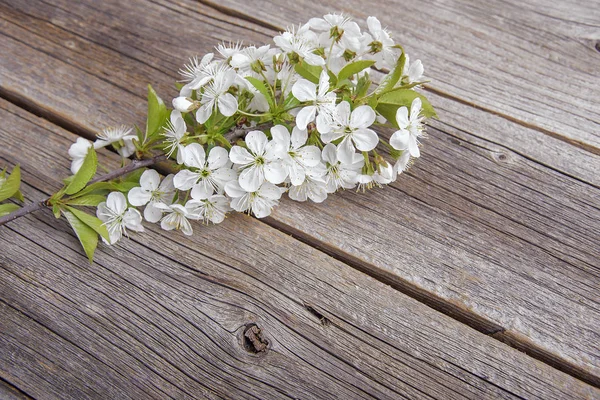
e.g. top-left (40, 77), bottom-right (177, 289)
top-left (271, 125), bottom-right (322, 185)
top-left (68, 137), bottom-right (92, 174)
top-left (178, 53), bottom-right (215, 96)
top-left (225, 180), bottom-right (285, 218)
top-left (163, 110), bottom-right (187, 163)
top-left (321, 143), bottom-right (364, 192)
top-left (195, 68), bottom-right (239, 123)
top-left (230, 45), bottom-right (275, 78)
top-left (155, 203), bottom-right (196, 236)
top-left (128, 170), bottom-right (176, 223)
top-left (389, 98), bottom-right (424, 158)
top-left (322, 101), bottom-right (378, 164)
top-left (97, 192), bottom-right (144, 244)
top-left (173, 144), bottom-right (236, 199)
top-left (365, 16), bottom-right (399, 69)
top-left (229, 130), bottom-right (287, 192)
top-left (273, 23), bottom-right (324, 66)
top-left (402, 54), bottom-right (424, 84)
top-left (292, 70), bottom-right (337, 132)
top-left (94, 125), bottom-right (138, 158)
top-left (288, 165), bottom-right (328, 203)
top-left (186, 194), bottom-right (231, 224)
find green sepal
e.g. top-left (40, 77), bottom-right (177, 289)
top-left (65, 148), bottom-right (97, 195)
top-left (65, 206), bottom-right (110, 243)
top-left (0, 203), bottom-right (19, 217)
top-left (337, 60), bottom-right (375, 82)
top-left (0, 164), bottom-right (21, 202)
top-left (63, 210), bottom-right (99, 263)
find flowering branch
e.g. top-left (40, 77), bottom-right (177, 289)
top-left (0, 13), bottom-right (437, 262)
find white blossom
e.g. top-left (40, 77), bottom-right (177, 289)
top-left (128, 170), bottom-right (176, 223)
top-left (389, 98), bottom-right (424, 158)
top-left (365, 16), bottom-right (399, 69)
top-left (288, 165), bottom-right (328, 203)
top-left (178, 53), bottom-right (215, 96)
top-left (173, 143), bottom-right (236, 199)
top-left (225, 180), bottom-right (284, 218)
top-left (156, 203), bottom-right (196, 236)
top-left (322, 101), bottom-right (378, 164)
top-left (292, 70), bottom-right (336, 132)
top-left (94, 125), bottom-right (138, 158)
top-left (229, 130), bottom-right (287, 192)
top-left (403, 54), bottom-right (424, 84)
top-left (195, 68), bottom-right (239, 123)
top-left (163, 110), bottom-right (187, 163)
top-left (321, 143), bottom-right (364, 192)
top-left (97, 192), bottom-right (144, 244)
top-left (271, 125), bottom-right (321, 186)
top-left (186, 194), bottom-right (231, 224)
top-left (68, 138), bottom-right (92, 174)
top-left (273, 23), bottom-right (324, 66)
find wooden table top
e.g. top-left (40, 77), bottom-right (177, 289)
top-left (0, 0), bottom-right (598, 398)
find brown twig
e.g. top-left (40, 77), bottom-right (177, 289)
top-left (0, 154), bottom-right (167, 227)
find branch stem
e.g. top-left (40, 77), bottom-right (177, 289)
top-left (0, 154), bottom-right (167, 227)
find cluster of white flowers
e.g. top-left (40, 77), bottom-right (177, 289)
top-left (68, 14), bottom-right (433, 244)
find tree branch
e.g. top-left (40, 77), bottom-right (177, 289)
top-left (0, 154), bottom-right (167, 227)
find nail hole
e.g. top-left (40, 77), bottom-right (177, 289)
top-left (304, 304), bottom-right (330, 326)
top-left (242, 324), bottom-right (269, 353)
top-left (595, 42), bottom-right (600, 53)
top-left (498, 154), bottom-right (507, 161)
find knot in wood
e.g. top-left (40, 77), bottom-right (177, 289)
top-left (243, 324), bottom-right (269, 354)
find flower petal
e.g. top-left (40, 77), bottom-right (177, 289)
top-left (229, 145), bottom-right (254, 165)
top-left (144, 202), bottom-right (163, 223)
top-left (317, 70), bottom-right (330, 98)
top-left (290, 126), bottom-right (308, 149)
top-left (139, 169), bottom-right (160, 191)
top-left (292, 79), bottom-right (317, 102)
top-left (395, 107), bottom-right (409, 129)
top-left (296, 146), bottom-right (321, 167)
top-left (264, 160), bottom-right (288, 184)
top-left (389, 129), bottom-right (410, 151)
top-left (195, 103), bottom-right (212, 124)
top-left (217, 93), bottom-right (238, 117)
top-left (128, 187), bottom-right (152, 207)
top-left (296, 106), bottom-right (317, 131)
top-left (352, 128), bottom-right (379, 152)
top-left (123, 209), bottom-right (144, 232)
top-left (270, 125), bottom-right (291, 148)
top-left (183, 143), bottom-right (206, 168)
top-left (259, 182), bottom-right (283, 200)
top-left (173, 169), bottom-right (200, 191)
top-left (408, 136), bottom-right (421, 158)
top-left (350, 105), bottom-right (376, 129)
top-left (337, 137), bottom-right (356, 165)
top-left (245, 130), bottom-right (268, 156)
top-left (207, 146), bottom-right (229, 170)
top-left (239, 164), bottom-right (264, 192)
top-left (191, 181), bottom-right (214, 200)
top-left (106, 192), bottom-right (127, 215)
top-left (321, 143), bottom-right (338, 165)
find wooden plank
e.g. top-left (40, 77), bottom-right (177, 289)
top-left (0, 0), bottom-right (599, 384)
top-left (195, 0), bottom-right (600, 152)
top-left (0, 379), bottom-right (32, 400)
top-left (2, 101), bottom-right (597, 399)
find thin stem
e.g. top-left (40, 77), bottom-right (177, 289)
top-left (0, 154), bottom-right (167, 227)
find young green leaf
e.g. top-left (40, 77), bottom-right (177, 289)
top-left (0, 203), bottom-right (19, 217)
top-left (66, 194), bottom-right (107, 207)
top-left (64, 148), bottom-right (97, 195)
top-left (63, 210), bottom-right (99, 263)
top-left (294, 63), bottom-right (322, 84)
top-left (376, 89), bottom-right (437, 126)
top-left (146, 85), bottom-right (168, 141)
top-left (0, 164), bottom-right (21, 202)
top-left (246, 76), bottom-right (275, 109)
top-left (376, 46), bottom-right (406, 94)
top-left (66, 206), bottom-right (110, 244)
top-left (337, 60), bottom-right (375, 82)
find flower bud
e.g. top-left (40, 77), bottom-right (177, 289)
top-left (172, 97), bottom-right (196, 112)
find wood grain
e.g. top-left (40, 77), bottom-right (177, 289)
top-left (0, 0), bottom-right (599, 386)
top-left (197, 0), bottom-right (600, 152)
top-left (3, 100), bottom-right (597, 399)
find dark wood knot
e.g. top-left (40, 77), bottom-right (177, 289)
top-left (242, 324), bottom-right (269, 354)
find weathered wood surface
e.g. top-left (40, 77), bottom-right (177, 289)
top-left (0, 0), bottom-right (599, 383)
top-left (3, 100), bottom-right (597, 399)
top-left (204, 0), bottom-right (600, 152)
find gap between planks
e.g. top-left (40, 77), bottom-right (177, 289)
top-left (0, 82), bottom-right (598, 389)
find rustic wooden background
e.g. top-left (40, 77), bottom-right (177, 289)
top-left (0, 0), bottom-right (599, 398)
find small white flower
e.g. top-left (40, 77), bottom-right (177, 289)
top-left (128, 170), bottom-right (176, 223)
top-left (402, 54), bottom-right (424, 84)
top-left (172, 97), bottom-right (196, 113)
top-left (271, 125), bottom-right (322, 185)
top-left (309, 14), bottom-right (362, 53)
top-left (274, 23), bottom-right (324, 66)
top-left (322, 101), bottom-right (378, 164)
top-left (186, 194), bottom-right (231, 224)
top-left (163, 110), bottom-right (187, 163)
top-left (68, 137), bottom-right (92, 174)
top-left (394, 150), bottom-right (413, 175)
top-left (178, 53), bottom-right (215, 96)
top-left (389, 97), bottom-right (424, 158)
top-left (97, 192), bottom-right (144, 244)
top-left (94, 125), bottom-right (138, 158)
top-left (156, 203), bottom-right (196, 236)
top-left (288, 165), bottom-right (328, 203)
top-left (321, 143), bottom-right (364, 192)
top-left (230, 45), bottom-right (275, 77)
top-left (292, 70), bottom-right (337, 132)
top-left (356, 161), bottom-right (395, 191)
top-left (216, 41), bottom-right (244, 60)
top-left (365, 16), bottom-right (399, 70)
top-left (173, 144), bottom-right (236, 199)
top-left (195, 68), bottom-right (239, 123)
top-left (225, 180), bottom-right (284, 218)
top-left (229, 130), bottom-right (287, 192)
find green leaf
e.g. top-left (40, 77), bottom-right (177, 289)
top-left (338, 60), bottom-right (375, 82)
top-left (146, 85), bottom-right (168, 142)
top-left (294, 63), bottom-right (322, 84)
top-left (69, 181), bottom-right (118, 198)
top-left (52, 203), bottom-right (62, 218)
top-left (66, 195), bottom-right (107, 206)
top-left (0, 164), bottom-right (21, 202)
top-left (65, 147), bottom-right (97, 195)
top-left (376, 47), bottom-right (406, 94)
top-left (376, 89), bottom-right (437, 127)
top-left (0, 203), bottom-right (19, 217)
top-left (246, 76), bottom-right (275, 109)
top-left (13, 190), bottom-right (24, 202)
top-left (66, 206), bottom-right (110, 244)
top-left (63, 210), bottom-right (99, 263)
